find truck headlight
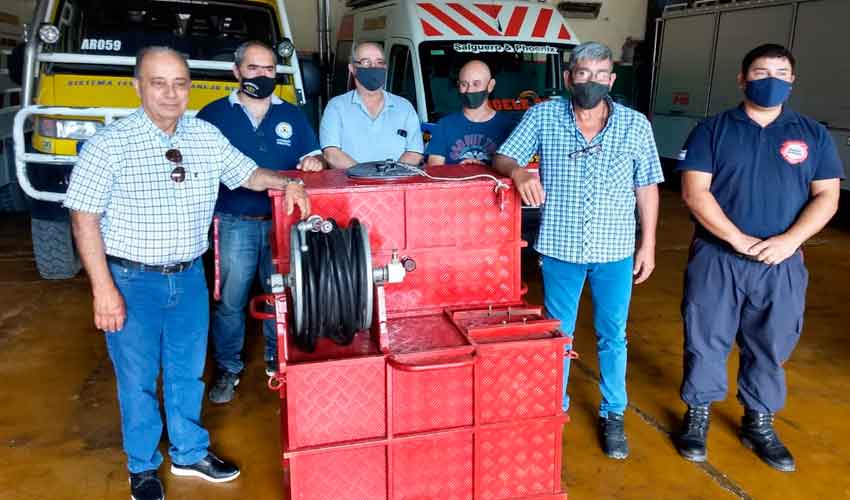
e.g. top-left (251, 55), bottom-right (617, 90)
top-left (38, 118), bottom-right (103, 140)
top-left (38, 23), bottom-right (60, 44)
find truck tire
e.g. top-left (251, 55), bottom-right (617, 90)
top-left (31, 217), bottom-right (81, 279)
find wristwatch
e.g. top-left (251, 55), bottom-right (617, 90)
top-left (284, 176), bottom-right (305, 186)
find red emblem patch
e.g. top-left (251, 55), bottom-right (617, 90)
top-left (780, 140), bottom-right (809, 165)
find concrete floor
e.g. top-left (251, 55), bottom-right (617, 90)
top-left (1, 190), bottom-right (849, 500)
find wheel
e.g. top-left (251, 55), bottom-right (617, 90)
top-left (31, 217), bottom-right (81, 279)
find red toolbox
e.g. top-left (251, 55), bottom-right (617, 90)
top-left (261, 166), bottom-right (570, 500)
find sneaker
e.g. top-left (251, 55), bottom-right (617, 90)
top-left (599, 413), bottom-right (629, 459)
top-left (171, 452), bottom-right (240, 483)
top-left (208, 371), bottom-right (239, 404)
top-left (130, 470), bottom-right (164, 500)
top-left (265, 358), bottom-right (277, 377)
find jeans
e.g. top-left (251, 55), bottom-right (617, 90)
top-left (211, 213), bottom-right (276, 375)
top-left (542, 255), bottom-right (633, 417)
top-left (106, 259), bottom-right (210, 473)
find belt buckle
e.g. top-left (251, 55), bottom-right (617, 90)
top-left (162, 262), bottom-right (182, 273)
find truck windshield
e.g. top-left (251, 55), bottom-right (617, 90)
top-left (418, 41), bottom-right (573, 122)
top-left (48, 0), bottom-right (280, 78)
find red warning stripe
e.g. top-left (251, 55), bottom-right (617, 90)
top-left (418, 3), bottom-right (473, 36)
top-left (448, 3), bottom-right (500, 36)
top-left (420, 19), bottom-right (443, 37)
top-left (558, 24), bottom-right (572, 40)
top-left (532, 8), bottom-right (553, 39)
top-left (474, 3), bottom-right (502, 20)
top-left (504, 5), bottom-right (528, 37)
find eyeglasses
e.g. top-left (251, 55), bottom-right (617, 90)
top-left (568, 143), bottom-right (602, 160)
top-left (166, 148), bottom-right (185, 183)
top-left (351, 58), bottom-right (386, 69)
top-left (572, 69), bottom-right (612, 83)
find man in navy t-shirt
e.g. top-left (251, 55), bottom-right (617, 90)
top-left (675, 44), bottom-right (844, 471)
top-left (196, 41), bottom-right (323, 404)
top-left (425, 60), bottom-right (515, 166)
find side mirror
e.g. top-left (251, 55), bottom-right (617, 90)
top-left (8, 43), bottom-right (25, 85)
top-left (298, 55), bottom-right (322, 100)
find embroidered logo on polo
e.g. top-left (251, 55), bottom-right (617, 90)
top-left (780, 140), bottom-right (809, 165)
top-left (275, 121), bottom-right (293, 147)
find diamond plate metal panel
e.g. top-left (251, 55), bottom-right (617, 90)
top-left (386, 245), bottom-right (521, 314)
top-left (478, 342), bottom-right (562, 424)
top-left (405, 186), bottom-right (517, 248)
top-left (478, 420), bottom-right (562, 500)
top-left (387, 315), bottom-right (469, 355)
top-left (393, 432), bottom-right (473, 500)
top-left (286, 358), bottom-right (386, 449)
top-left (392, 361), bottom-right (473, 435)
top-left (290, 445), bottom-right (387, 500)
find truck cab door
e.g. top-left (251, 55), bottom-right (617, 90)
top-left (386, 39), bottom-right (424, 121)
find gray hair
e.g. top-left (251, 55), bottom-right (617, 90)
top-left (134, 46), bottom-right (189, 79)
top-left (350, 41), bottom-right (384, 62)
top-left (234, 40), bottom-right (278, 67)
top-left (567, 42), bottom-right (613, 72)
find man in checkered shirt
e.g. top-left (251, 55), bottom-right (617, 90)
top-left (493, 42), bottom-right (663, 461)
top-left (63, 47), bottom-right (310, 500)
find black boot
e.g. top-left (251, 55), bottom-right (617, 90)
top-left (740, 409), bottom-right (795, 472)
top-left (599, 413), bottom-right (629, 459)
top-left (676, 405), bottom-right (710, 462)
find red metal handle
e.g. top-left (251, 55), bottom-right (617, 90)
top-left (387, 351), bottom-right (476, 372)
top-left (249, 294), bottom-right (275, 321)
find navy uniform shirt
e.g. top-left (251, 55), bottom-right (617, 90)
top-left (197, 91), bottom-right (321, 216)
top-left (676, 105), bottom-right (845, 241)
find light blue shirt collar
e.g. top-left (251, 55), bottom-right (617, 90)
top-left (228, 89), bottom-right (284, 129)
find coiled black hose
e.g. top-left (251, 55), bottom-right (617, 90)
top-left (293, 219), bottom-right (369, 352)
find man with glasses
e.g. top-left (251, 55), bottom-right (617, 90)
top-left (425, 60), bottom-right (515, 166)
top-left (63, 46), bottom-right (311, 500)
top-left (492, 41), bottom-right (663, 460)
top-left (196, 41), bottom-right (323, 405)
top-left (320, 41), bottom-right (424, 168)
top-left (675, 44), bottom-right (843, 471)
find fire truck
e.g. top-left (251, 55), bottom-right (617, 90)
top-left (9, 0), bottom-right (309, 279)
top-left (650, 0), bottom-right (850, 190)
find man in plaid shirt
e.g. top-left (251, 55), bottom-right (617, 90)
top-left (64, 47), bottom-right (310, 500)
top-left (493, 42), bottom-right (663, 460)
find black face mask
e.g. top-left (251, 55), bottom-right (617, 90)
top-left (460, 90), bottom-right (489, 109)
top-left (354, 67), bottom-right (387, 91)
top-left (240, 75), bottom-right (276, 99)
top-left (571, 81), bottom-right (610, 109)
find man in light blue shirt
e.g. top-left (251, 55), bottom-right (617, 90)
top-left (320, 42), bottom-right (423, 168)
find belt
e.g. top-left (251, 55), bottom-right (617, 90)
top-left (107, 256), bottom-right (196, 274)
top-left (237, 214), bottom-right (272, 221)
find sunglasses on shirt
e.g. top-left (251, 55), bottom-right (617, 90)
top-left (166, 148), bottom-right (185, 183)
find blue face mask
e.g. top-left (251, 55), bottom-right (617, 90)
top-left (745, 77), bottom-right (792, 108)
top-left (354, 67), bottom-right (386, 91)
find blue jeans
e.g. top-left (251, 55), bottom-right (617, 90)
top-left (211, 213), bottom-right (276, 375)
top-left (106, 259), bottom-right (210, 473)
top-left (542, 255), bottom-right (633, 417)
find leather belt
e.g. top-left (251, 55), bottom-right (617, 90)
top-left (107, 256), bottom-right (196, 274)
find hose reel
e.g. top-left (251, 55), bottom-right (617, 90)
top-left (286, 215), bottom-right (415, 352)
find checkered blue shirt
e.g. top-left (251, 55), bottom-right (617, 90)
top-left (498, 98), bottom-right (663, 264)
top-left (64, 108), bottom-right (257, 265)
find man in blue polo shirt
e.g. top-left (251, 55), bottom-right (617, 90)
top-left (319, 42), bottom-right (424, 168)
top-left (675, 44), bottom-right (843, 472)
top-left (426, 60), bottom-right (515, 166)
top-left (197, 41), bottom-right (323, 404)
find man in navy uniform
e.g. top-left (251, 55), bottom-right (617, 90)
top-left (197, 41), bottom-right (323, 404)
top-left (675, 44), bottom-right (843, 471)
